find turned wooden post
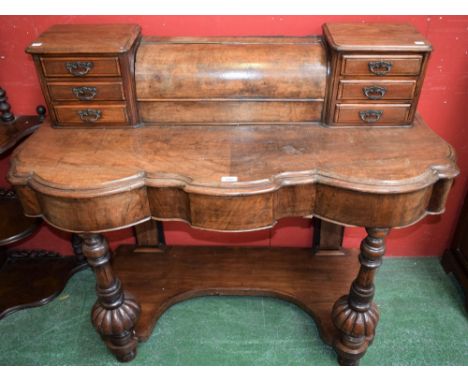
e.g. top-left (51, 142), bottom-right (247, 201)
top-left (332, 227), bottom-right (390, 366)
top-left (0, 87), bottom-right (15, 122)
top-left (80, 233), bottom-right (141, 362)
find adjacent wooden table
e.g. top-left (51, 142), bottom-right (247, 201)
top-left (8, 114), bottom-right (458, 365)
top-left (0, 89), bottom-right (87, 319)
top-left (442, 191), bottom-right (468, 310)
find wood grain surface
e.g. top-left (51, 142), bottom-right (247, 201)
top-left (8, 114), bottom-right (458, 232)
top-left (26, 24), bottom-right (142, 54)
top-left (323, 23), bottom-right (432, 52)
top-left (136, 36), bottom-right (327, 124)
top-left (112, 245), bottom-right (362, 346)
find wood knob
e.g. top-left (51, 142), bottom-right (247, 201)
top-left (36, 105), bottom-right (46, 121)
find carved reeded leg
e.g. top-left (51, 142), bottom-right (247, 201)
top-left (332, 227), bottom-right (390, 366)
top-left (80, 234), bottom-right (141, 362)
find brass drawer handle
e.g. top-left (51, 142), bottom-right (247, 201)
top-left (368, 61), bottom-right (393, 76)
top-left (72, 86), bottom-right (97, 101)
top-left (363, 86), bottom-right (387, 100)
top-left (78, 109), bottom-right (101, 123)
top-left (359, 110), bottom-right (383, 123)
top-left (65, 61), bottom-right (94, 77)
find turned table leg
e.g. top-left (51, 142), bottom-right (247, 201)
top-left (80, 233), bottom-right (141, 362)
top-left (332, 227), bottom-right (389, 366)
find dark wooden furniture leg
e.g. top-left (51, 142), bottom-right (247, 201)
top-left (441, 249), bottom-right (468, 310)
top-left (133, 220), bottom-right (165, 247)
top-left (441, 191), bottom-right (468, 310)
top-left (313, 218), bottom-right (345, 256)
top-left (332, 227), bottom-right (389, 366)
top-left (80, 233), bottom-right (141, 362)
top-left (71, 233), bottom-right (85, 263)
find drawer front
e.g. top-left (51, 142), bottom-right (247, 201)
top-left (54, 104), bottom-right (129, 125)
top-left (47, 81), bottom-right (125, 101)
top-left (334, 104), bottom-right (411, 125)
top-left (139, 100), bottom-right (323, 124)
top-left (342, 55), bottom-right (423, 76)
top-left (41, 57), bottom-right (121, 77)
top-left (337, 80), bottom-right (417, 101)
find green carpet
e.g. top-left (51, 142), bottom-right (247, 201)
top-left (0, 257), bottom-right (466, 365)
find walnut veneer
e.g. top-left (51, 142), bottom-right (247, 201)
top-left (323, 23), bottom-right (431, 126)
top-left (9, 115), bottom-right (457, 232)
top-left (27, 23), bottom-right (431, 129)
top-left (26, 24), bottom-right (141, 128)
top-left (9, 23), bottom-right (459, 365)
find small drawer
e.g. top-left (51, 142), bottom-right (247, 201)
top-left (337, 80), bottom-right (417, 101)
top-left (54, 104), bottom-right (129, 125)
top-left (341, 55), bottom-right (423, 76)
top-left (41, 57), bottom-right (121, 77)
top-left (334, 104), bottom-right (411, 125)
top-left (47, 81), bottom-right (126, 102)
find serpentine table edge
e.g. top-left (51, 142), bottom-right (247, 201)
top-left (7, 114), bottom-right (459, 232)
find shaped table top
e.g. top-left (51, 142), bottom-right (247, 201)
top-left (9, 114), bottom-right (458, 197)
top-left (7, 115), bottom-right (459, 232)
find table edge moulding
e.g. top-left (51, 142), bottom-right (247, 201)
top-left (7, 22), bottom-right (459, 365)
